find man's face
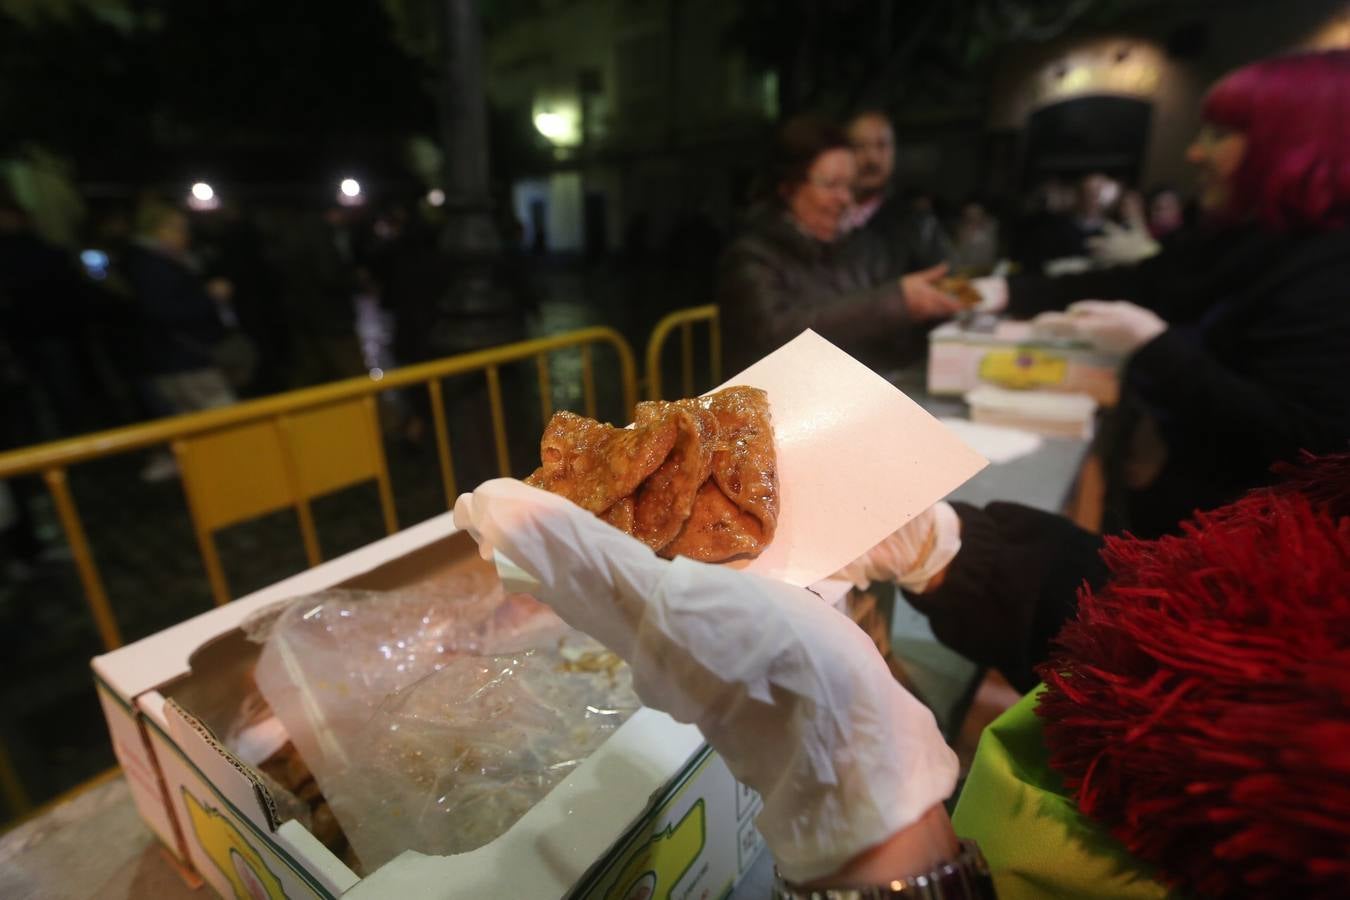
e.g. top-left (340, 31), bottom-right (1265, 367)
top-left (847, 114), bottom-right (895, 199)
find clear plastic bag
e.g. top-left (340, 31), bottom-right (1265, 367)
top-left (249, 574), bottom-right (639, 873)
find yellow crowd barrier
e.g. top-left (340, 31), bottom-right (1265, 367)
top-left (0, 307), bottom-right (728, 826)
top-left (0, 326), bottom-right (637, 652)
top-left (644, 304), bottom-right (721, 401)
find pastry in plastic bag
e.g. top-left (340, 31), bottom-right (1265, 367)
top-left (248, 581), bottom-right (639, 873)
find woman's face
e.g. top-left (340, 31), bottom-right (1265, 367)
top-left (1186, 124), bottom-right (1248, 213)
top-left (783, 148), bottom-right (856, 242)
top-left (1149, 191), bottom-right (1184, 234)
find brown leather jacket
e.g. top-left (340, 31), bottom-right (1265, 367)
top-left (717, 207), bottom-right (914, 373)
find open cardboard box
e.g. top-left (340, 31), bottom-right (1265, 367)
top-left (93, 332), bottom-right (986, 900)
top-left (95, 516), bottom-right (770, 900)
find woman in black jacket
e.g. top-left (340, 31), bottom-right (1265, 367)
top-left (987, 50), bottom-right (1350, 538)
top-left (718, 115), bottom-right (961, 373)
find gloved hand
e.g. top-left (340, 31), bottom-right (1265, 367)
top-left (1085, 221), bottom-right (1161, 266)
top-left (454, 479), bottom-right (958, 884)
top-left (833, 502), bottom-right (961, 593)
top-left (969, 276), bottom-right (1008, 313)
top-left (1064, 299), bottom-right (1168, 355)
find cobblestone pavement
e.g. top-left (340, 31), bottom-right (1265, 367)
top-left (0, 258), bottom-right (719, 823)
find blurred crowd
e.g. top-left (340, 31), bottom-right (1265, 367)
top-left (3, 48), bottom-right (1348, 581)
top-left (0, 184), bottom-right (490, 574)
top-left (719, 48), bottom-right (1349, 543)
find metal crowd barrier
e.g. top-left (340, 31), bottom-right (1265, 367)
top-left (1, 305), bottom-right (736, 826)
top-left (0, 326), bottom-right (637, 654)
top-left (644, 304), bottom-right (721, 401)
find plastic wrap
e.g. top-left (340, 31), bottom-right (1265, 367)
top-left (248, 574), bottom-right (639, 873)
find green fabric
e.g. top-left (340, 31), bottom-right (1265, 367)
top-left (952, 687), bottom-right (1173, 900)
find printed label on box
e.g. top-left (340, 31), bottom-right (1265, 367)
top-left (182, 787), bottom-right (289, 900)
top-left (978, 348), bottom-right (1069, 389)
top-left (598, 800), bottom-right (705, 900)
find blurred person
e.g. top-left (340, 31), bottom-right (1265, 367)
top-left (949, 196), bottom-right (1001, 275)
top-left (0, 334), bottom-right (47, 579)
top-left (273, 207), bottom-right (367, 387)
top-left (123, 201), bottom-right (237, 480)
top-left (844, 109), bottom-right (952, 278)
top-left (0, 184), bottom-right (97, 436)
top-left (1146, 185), bottom-right (1189, 246)
top-left (1028, 172), bottom-right (1124, 274)
top-left (719, 114), bottom-right (961, 374)
top-left (196, 206), bottom-right (289, 397)
top-left (1006, 175), bottom-right (1083, 273)
top-left (1083, 189), bottom-right (1164, 268)
top-left (977, 49), bottom-right (1350, 537)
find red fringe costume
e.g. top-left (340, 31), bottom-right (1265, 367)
top-left (1036, 453), bottom-right (1350, 898)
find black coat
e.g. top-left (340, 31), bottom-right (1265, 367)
top-left (906, 502), bottom-right (1108, 693)
top-left (1009, 225), bottom-right (1350, 536)
top-left (857, 193), bottom-right (952, 280)
top-left (123, 244), bottom-right (225, 376)
top-left (717, 207), bottom-right (914, 373)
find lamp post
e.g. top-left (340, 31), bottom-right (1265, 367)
top-left (430, 0), bottom-right (521, 353)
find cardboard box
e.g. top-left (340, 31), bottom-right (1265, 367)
top-left (93, 514), bottom-right (767, 900)
top-left (928, 319), bottom-right (1120, 406)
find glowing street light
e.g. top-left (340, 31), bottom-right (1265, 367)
top-left (336, 177), bottom-right (365, 207)
top-left (187, 181), bottom-right (220, 211)
top-left (426, 188), bottom-right (446, 207)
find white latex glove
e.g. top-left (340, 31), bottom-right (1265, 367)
top-left (833, 503), bottom-right (961, 593)
top-left (1028, 310), bottom-right (1081, 342)
top-left (969, 276), bottom-right (1008, 313)
top-left (453, 479), bottom-right (958, 884)
top-left (1064, 299), bottom-right (1168, 356)
top-left (1085, 221), bottom-right (1161, 266)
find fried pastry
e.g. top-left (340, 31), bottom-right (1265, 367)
top-left (525, 411), bottom-right (677, 515)
top-left (527, 387), bottom-right (777, 562)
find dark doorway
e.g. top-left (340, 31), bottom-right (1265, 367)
top-left (528, 198), bottom-right (548, 254)
top-left (583, 191), bottom-right (608, 259)
top-left (1023, 95), bottom-right (1152, 186)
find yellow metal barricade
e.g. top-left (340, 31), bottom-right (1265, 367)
top-left (0, 326), bottom-right (637, 652)
top-left (644, 305), bottom-right (721, 401)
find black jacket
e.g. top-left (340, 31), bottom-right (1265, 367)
top-left (906, 502), bottom-right (1109, 693)
top-left (1009, 225), bottom-right (1350, 535)
top-left (123, 243), bottom-right (225, 375)
top-left (857, 193), bottom-right (952, 280)
top-left (717, 207), bottom-right (913, 373)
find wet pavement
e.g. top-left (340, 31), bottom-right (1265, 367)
top-left (0, 257), bottom-right (720, 824)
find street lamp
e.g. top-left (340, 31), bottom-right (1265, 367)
top-left (337, 177), bottom-right (364, 207)
top-left (187, 181), bottom-right (220, 211)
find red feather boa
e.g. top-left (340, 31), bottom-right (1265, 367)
top-left (1036, 454), bottom-right (1350, 899)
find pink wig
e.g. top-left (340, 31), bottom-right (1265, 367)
top-left (1202, 50), bottom-right (1350, 230)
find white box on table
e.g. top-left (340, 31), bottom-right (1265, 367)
top-left (927, 319), bottom-right (1121, 406)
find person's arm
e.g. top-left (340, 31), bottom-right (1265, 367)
top-left (799, 802), bottom-right (960, 888)
top-left (1126, 311), bottom-right (1350, 462)
top-left (905, 502), bottom-right (1109, 693)
top-left (1006, 262), bottom-right (1158, 318)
